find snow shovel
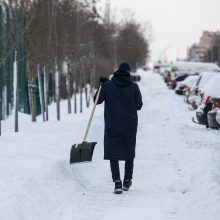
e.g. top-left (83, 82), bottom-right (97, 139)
top-left (70, 85), bottom-right (101, 164)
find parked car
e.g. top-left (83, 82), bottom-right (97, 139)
top-left (168, 72), bottom-right (189, 89)
top-left (207, 107), bottom-right (220, 129)
top-left (171, 61), bottom-right (220, 73)
top-left (215, 109), bottom-right (220, 127)
top-left (193, 97), bottom-right (213, 127)
top-left (183, 75), bottom-right (200, 103)
top-left (175, 74), bottom-right (199, 96)
top-left (188, 71), bottom-right (220, 109)
top-left (193, 75), bottom-right (220, 128)
top-left (153, 63), bottom-right (171, 74)
top-left (163, 71), bottom-right (171, 84)
top-left (202, 75), bottom-right (220, 129)
top-left (130, 74), bottom-right (141, 82)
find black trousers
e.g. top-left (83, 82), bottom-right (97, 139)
top-left (110, 159), bottom-right (134, 182)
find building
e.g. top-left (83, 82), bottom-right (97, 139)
top-left (187, 43), bottom-right (207, 62)
top-left (187, 31), bottom-right (220, 65)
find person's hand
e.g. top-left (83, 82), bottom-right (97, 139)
top-left (99, 76), bottom-right (109, 85)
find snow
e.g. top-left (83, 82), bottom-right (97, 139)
top-left (1, 70), bottom-right (220, 220)
top-left (198, 71), bottom-right (220, 90)
top-left (182, 75), bottom-right (199, 87)
top-left (171, 61), bottom-right (220, 73)
top-left (176, 75), bottom-right (199, 90)
top-left (203, 75), bottom-right (220, 99)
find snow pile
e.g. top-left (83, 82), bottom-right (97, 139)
top-left (172, 61), bottom-right (220, 73)
top-left (203, 75), bottom-right (220, 98)
top-left (0, 69), bottom-right (220, 220)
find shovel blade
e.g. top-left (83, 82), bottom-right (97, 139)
top-left (70, 142), bottom-right (97, 164)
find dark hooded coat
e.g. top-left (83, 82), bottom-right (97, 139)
top-left (95, 71), bottom-right (143, 160)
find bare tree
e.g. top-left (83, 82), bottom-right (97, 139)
top-left (116, 20), bottom-right (149, 71)
top-left (0, 0), bottom-right (151, 134)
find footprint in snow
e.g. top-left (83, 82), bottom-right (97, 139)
top-left (167, 181), bottom-right (190, 194)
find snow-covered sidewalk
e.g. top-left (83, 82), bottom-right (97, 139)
top-left (1, 70), bottom-right (220, 220)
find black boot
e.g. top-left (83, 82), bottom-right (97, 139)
top-left (114, 180), bottom-right (122, 194)
top-left (122, 179), bottom-right (132, 191)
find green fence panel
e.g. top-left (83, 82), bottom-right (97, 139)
top-left (0, 3), bottom-right (55, 120)
top-left (0, 5), bottom-right (3, 120)
top-left (17, 13), bottom-right (30, 114)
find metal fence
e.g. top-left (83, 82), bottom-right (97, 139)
top-left (0, 3), bottom-right (30, 120)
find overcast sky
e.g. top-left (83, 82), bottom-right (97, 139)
top-left (99, 0), bottom-right (220, 62)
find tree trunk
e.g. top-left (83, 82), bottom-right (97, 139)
top-left (2, 86), bottom-right (7, 120)
top-left (27, 80), bottom-right (32, 111)
top-left (80, 85), bottom-right (83, 113)
top-left (14, 53), bottom-right (19, 132)
top-left (85, 84), bottom-right (90, 108)
top-left (30, 77), bottom-right (37, 122)
top-left (55, 65), bottom-right (60, 121)
top-left (66, 63), bottom-right (72, 114)
top-left (15, 81), bottom-right (19, 132)
top-left (37, 65), bottom-right (45, 122)
top-left (28, 64), bottom-right (37, 122)
top-left (74, 82), bottom-right (77, 114)
top-left (44, 67), bottom-right (49, 121)
top-left (90, 62), bottom-right (96, 98)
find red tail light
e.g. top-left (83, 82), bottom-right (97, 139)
top-left (204, 96), bottom-right (212, 105)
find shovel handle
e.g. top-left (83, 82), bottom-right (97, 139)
top-left (83, 85), bottom-right (102, 142)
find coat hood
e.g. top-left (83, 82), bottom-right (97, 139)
top-left (112, 71), bottom-right (131, 87)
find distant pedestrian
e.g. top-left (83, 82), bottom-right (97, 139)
top-left (94, 61), bottom-right (143, 194)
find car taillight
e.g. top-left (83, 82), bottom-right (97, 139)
top-left (204, 96), bottom-right (212, 105)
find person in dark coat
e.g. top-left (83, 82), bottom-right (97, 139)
top-left (94, 61), bottom-right (143, 194)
